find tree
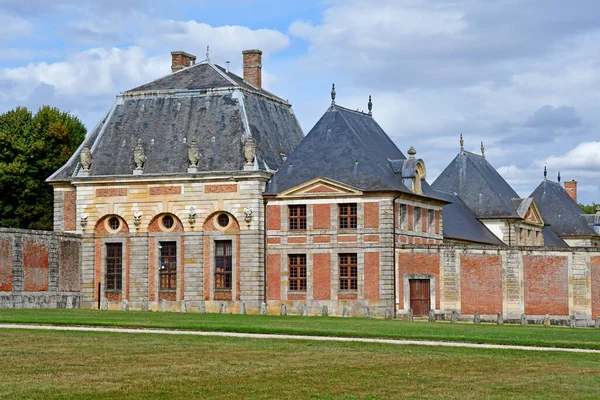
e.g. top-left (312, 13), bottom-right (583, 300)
top-left (0, 106), bottom-right (86, 230)
top-left (579, 203), bottom-right (599, 214)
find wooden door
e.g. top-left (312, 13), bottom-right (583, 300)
top-left (409, 279), bottom-right (431, 316)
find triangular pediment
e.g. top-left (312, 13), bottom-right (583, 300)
top-left (523, 201), bottom-right (544, 226)
top-left (277, 178), bottom-right (363, 198)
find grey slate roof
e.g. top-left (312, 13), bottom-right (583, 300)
top-left (542, 226), bottom-right (569, 247)
top-left (530, 180), bottom-right (599, 238)
top-left (48, 60), bottom-right (304, 181)
top-left (432, 151), bottom-right (525, 219)
top-left (422, 182), bottom-right (505, 246)
top-left (265, 104), bottom-right (442, 196)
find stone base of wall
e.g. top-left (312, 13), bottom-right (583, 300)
top-left (0, 292), bottom-right (80, 309)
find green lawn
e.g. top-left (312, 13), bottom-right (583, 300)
top-left (0, 329), bottom-right (598, 399)
top-left (0, 308), bottom-right (599, 349)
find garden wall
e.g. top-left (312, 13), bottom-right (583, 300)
top-left (398, 245), bottom-right (599, 325)
top-left (0, 228), bottom-right (81, 308)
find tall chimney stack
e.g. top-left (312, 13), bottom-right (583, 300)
top-left (564, 179), bottom-right (578, 203)
top-left (242, 49), bottom-right (262, 89)
top-left (171, 51), bottom-right (196, 73)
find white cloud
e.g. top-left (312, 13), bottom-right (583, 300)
top-left (545, 142), bottom-right (600, 169)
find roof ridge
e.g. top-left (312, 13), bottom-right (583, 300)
top-left (332, 104), bottom-right (371, 117)
top-left (206, 60), bottom-right (239, 87)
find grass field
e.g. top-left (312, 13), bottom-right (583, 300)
top-left (0, 308), bottom-right (599, 349)
top-left (0, 328), bottom-right (599, 399)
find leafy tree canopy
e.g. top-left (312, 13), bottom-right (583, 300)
top-left (0, 106), bottom-right (86, 230)
top-left (579, 203), bottom-right (599, 214)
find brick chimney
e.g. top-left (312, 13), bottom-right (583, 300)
top-left (242, 49), bottom-right (262, 89)
top-left (564, 180), bottom-right (577, 203)
top-left (171, 51), bottom-right (196, 73)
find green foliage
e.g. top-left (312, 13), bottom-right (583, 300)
top-left (579, 203), bottom-right (599, 214)
top-left (0, 106), bottom-right (86, 230)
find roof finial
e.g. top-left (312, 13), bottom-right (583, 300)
top-left (407, 146), bottom-right (417, 159)
top-left (558, 171), bottom-right (561, 182)
top-left (480, 141), bottom-right (485, 158)
top-left (206, 45), bottom-right (210, 61)
top-left (544, 165), bottom-right (547, 179)
top-left (368, 95), bottom-right (372, 116)
top-left (331, 83), bottom-right (336, 105)
top-left (459, 134), bottom-right (464, 153)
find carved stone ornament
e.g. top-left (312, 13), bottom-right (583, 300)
top-left (244, 206), bottom-right (253, 223)
top-left (80, 142), bottom-right (92, 171)
top-left (188, 137), bottom-right (201, 167)
top-left (133, 208), bottom-right (142, 230)
top-left (133, 139), bottom-right (145, 170)
top-left (243, 136), bottom-right (256, 166)
top-left (80, 210), bottom-right (88, 228)
top-left (188, 206), bottom-right (197, 226)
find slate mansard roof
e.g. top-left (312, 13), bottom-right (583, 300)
top-left (48, 60), bottom-right (304, 181)
top-left (432, 151), bottom-right (530, 219)
top-left (530, 180), bottom-right (599, 238)
top-left (422, 182), bottom-right (505, 246)
top-left (265, 104), bottom-right (445, 198)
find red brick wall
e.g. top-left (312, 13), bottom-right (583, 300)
top-left (0, 238), bottom-right (12, 291)
top-left (397, 252), bottom-right (440, 309)
top-left (364, 235), bottom-right (379, 243)
top-left (460, 254), bottom-right (502, 314)
top-left (407, 206), bottom-right (414, 231)
top-left (288, 237), bottom-right (307, 244)
top-left (204, 184), bottom-right (237, 193)
top-left (421, 208), bottom-right (427, 233)
top-left (267, 254), bottom-right (280, 300)
top-left (313, 253), bottom-right (331, 300)
top-left (58, 241), bottom-right (80, 292)
top-left (364, 202), bottom-right (379, 228)
top-left (149, 237), bottom-right (156, 301)
top-left (524, 255), bottom-right (569, 315)
top-left (63, 190), bottom-right (76, 231)
top-left (203, 237), bottom-right (209, 300)
top-left (96, 188), bottom-right (127, 197)
top-left (435, 211), bottom-right (441, 235)
top-left (305, 185), bottom-right (339, 194)
top-left (149, 186), bottom-right (181, 195)
top-left (267, 205), bottom-right (281, 230)
top-left (313, 204), bottom-right (331, 229)
top-left (313, 236), bottom-right (330, 243)
top-left (338, 235), bottom-right (357, 243)
top-left (23, 239), bottom-right (49, 291)
top-left (592, 256), bottom-right (600, 318)
top-left (364, 252), bottom-right (379, 300)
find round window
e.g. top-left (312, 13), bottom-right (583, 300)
top-left (162, 215), bottom-right (174, 229)
top-left (108, 216), bottom-right (120, 231)
top-left (217, 213), bottom-right (230, 228)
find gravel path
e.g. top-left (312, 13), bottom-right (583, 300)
top-left (1, 323), bottom-right (599, 354)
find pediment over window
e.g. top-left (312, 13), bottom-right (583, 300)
top-left (514, 198), bottom-right (544, 226)
top-left (277, 178), bottom-right (363, 198)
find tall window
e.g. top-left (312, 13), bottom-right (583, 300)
top-left (339, 253), bottom-right (358, 291)
top-left (289, 205), bottom-right (307, 230)
top-left (215, 240), bottom-right (232, 290)
top-left (288, 254), bottom-right (307, 292)
top-left (414, 207), bottom-right (422, 232)
top-left (428, 209), bottom-right (435, 233)
top-left (339, 203), bottom-right (357, 229)
top-left (159, 242), bottom-right (177, 291)
top-left (399, 204), bottom-right (408, 230)
top-left (106, 243), bottom-right (122, 291)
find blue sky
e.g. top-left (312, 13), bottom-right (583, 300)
top-left (2, 0), bottom-right (600, 204)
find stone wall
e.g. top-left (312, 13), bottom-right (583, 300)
top-left (398, 245), bottom-right (600, 325)
top-left (0, 228), bottom-right (81, 308)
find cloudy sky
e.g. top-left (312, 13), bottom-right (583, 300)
top-left (2, 0), bottom-right (600, 204)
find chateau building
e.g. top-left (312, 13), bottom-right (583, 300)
top-left (28, 48), bottom-right (599, 323)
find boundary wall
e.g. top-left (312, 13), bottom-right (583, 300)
top-left (398, 245), bottom-right (600, 326)
top-left (0, 228), bottom-right (81, 308)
